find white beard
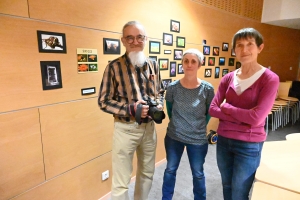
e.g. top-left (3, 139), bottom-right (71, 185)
top-left (128, 51), bottom-right (146, 67)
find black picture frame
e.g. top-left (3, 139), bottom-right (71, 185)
top-left (176, 36), bottom-right (185, 48)
top-left (208, 57), bottom-right (215, 66)
top-left (163, 33), bottom-right (173, 46)
top-left (37, 30), bottom-right (67, 53)
top-left (103, 38), bottom-right (120, 54)
top-left (170, 62), bottom-right (176, 77)
top-left (205, 68), bottom-right (212, 77)
top-left (222, 42), bottom-right (229, 51)
top-left (222, 69), bottom-right (229, 77)
top-left (219, 57), bottom-right (225, 66)
top-left (236, 61), bottom-right (241, 69)
top-left (178, 64), bottom-right (184, 74)
top-left (149, 41), bottom-right (161, 54)
top-left (202, 57), bottom-right (206, 66)
top-left (213, 47), bottom-right (220, 56)
top-left (81, 87), bottom-right (96, 95)
top-left (229, 58), bottom-right (235, 66)
top-left (231, 48), bottom-right (236, 57)
top-left (203, 46), bottom-right (210, 55)
top-left (170, 19), bottom-right (180, 33)
top-left (174, 49), bottom-right (183, 60)
top-left (215, 67), bottom-right (220, 78)
top-left (162, 79), bottom-right (172, 90)
top-left (149, 56), bottom-right (157, 62)
top-left (158, 58), bottom-right (169, 70)
top-left (40, 61), bottom-right (63, 90)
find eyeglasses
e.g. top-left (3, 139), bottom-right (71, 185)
top-left (124, 35), bottom-right (146, 44)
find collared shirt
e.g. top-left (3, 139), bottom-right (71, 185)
top-left (98, 54), bottom-right (164, 122)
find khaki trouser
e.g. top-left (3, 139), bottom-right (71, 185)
top-left (111, 119), bottom-right (157, 200)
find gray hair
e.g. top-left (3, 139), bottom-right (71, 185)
top-left (122, 21), bottom-right (146, 36)
top-left (182, 48), bottom-right (204, 66)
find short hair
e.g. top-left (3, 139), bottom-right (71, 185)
top-left (122, 21), bottom-right (146, 36)
top-left (182, 48), bottom-right (204, 67)
top-left (232, 28), bottom-right (263, 49)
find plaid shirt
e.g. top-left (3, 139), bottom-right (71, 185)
top-left (98, 54), bottom-right (164, 122)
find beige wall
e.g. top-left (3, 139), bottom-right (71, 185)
top-left (1, 0), bottom-right (300, 199)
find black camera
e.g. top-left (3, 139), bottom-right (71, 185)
top-left (146, 98), bottom-right (165, 124)
top-left (207, 130), bottom-right (218, 144)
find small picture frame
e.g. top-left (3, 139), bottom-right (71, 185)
top-left (202, 57), bottom-right (206, 66)
top-left (231, 48), bottom-right (236, 57)
top-left (236, 61), bottom-right (241, 69)
top-left (158, 58), bottom-right (169, 70)
top-left (203, 46), bottom-right (210, 55)
top-left (202, 39), bottom-right (207, 45)
top-left (215, 67), bottom-right (220, 78)
top-left (149, 56), bottom-right (157, 62)
top-left (222, 43), bottom-right (229, 51)
top-left (174, 49), bottom-right (183, 60)
top-left (149, 41), bottom-right (161, 54)
top-left (228, 58), bottom-right (235, 66)
top-left (208, 57), bottom-right (215, 66)
top-left (103, 38), bottom-right (120, 54)
top-left (222, 69), bottom-right (229, 77)
top-left (176, 36), bottom-right (185, 48)
top-left (170, 62), bottom-right (176, 77)
top-left (37, 30), bottom-right (67, 53)
top-left (219, 57), bottom-right (225, 66)
top-left (164, 50), bottom-right (172, 54)
top-left (205, 68), bottom-right (212, 78)
top-left (162, 79), bottom-right (172, 90)
top-left (213, 47), bottom-right (220, 56)
top-left (178, 64), bottom-right (184, 74)
top-left (170, 20), bottom-right (180, 33)
top-left (163, 33), bottom-right (173, 46)
top-left (40, 61), bottom-right (62, 90)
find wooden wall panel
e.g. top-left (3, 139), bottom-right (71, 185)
top-left (39, 98), bottom-right (113, 179)
top-left (0, 0), bottom-right (28, 17)
top-left (0, 109), bottom-right (44, 200)
top-left (13, 152), bottom-right (112, 200)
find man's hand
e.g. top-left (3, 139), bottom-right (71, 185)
top-left (156, 104), bottom-right (163, 111)
top-left (134, 100), bottom-right (149, 118)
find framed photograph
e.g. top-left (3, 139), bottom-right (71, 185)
top-left (178, 64), bottom-right (184, 74)
top-left (103, 38), bottom-right (120, 54)
top-left (205, 68), bottom-right (212, 78)
top-left (222, 42), bottom-right (229, 51)
top-left (40, 61), bottom-right (62, 90)
top-left (213, 47), bottom-right (219, 56)
top-left (163, 33), bottom-right (173, 46)
top-left (219, 57), bottom-right (225, 66)
top-left (176, 36), bottom-right (185, 48)
top-left (37, 30), bottom-right (67, 53)
top-left (215, 67), bottom-right (220, 78)
top-left (174, 49), bottom-right (183, 60)
top-left (162, 78), bottom-right (172, 90)
top-left (158, 58), bottom-right (169, 70)
top-left (164, 50), bottom-right (172, 54)
top-left (229, 58), bottom-right (235, 66)
top-left (170, 62), bottom-right (176, 77)
top-left (202, 57), bottom-right (206, 66)
top-left (202, 39), bottom-right (206, 45)
top-left (203, 46), bottom-right (210, 55)
top-left (236, 61), bottom-right (241, 69)
top-left (149, 41), bottom-right (161, 54)
top-left (170, 20), bottom-right (180, 33)
top-left (222, 69), bottom-right (229, 77)
top-left (208, 57), bottom-right (215, 66)
top-left (149, 56), bottom-right (157, 62)
top-left (231, 48), bottom-right (236, 57)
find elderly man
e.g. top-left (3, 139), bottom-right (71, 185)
top-left (98, 21), bottom-right (165, 200)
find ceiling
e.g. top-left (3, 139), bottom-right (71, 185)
top-left (263, 18), bottom-right (300, 30)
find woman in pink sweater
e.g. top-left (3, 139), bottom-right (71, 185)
top-left (209, 28), bottom-right (279, 200)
